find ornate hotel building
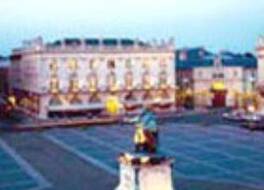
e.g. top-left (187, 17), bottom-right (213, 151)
top-left (10, 37), bottom-right (176, 119)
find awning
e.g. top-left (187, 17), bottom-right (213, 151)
top-left (211, 81), bottom-right (226, 91)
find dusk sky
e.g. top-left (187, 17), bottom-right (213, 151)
top-left (0, 0), bottom-right (263, 55)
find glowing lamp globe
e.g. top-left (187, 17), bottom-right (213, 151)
top-left (105, 96), bottom-right (121, 115)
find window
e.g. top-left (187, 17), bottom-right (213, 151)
top-left (89, 59), bottom-right (96, 70)
top-left (107, 72), bottom-right (117, 90)
top-left (125, 71), bottom-right (133, 89)
top-left (142, 71), bottom-right (151, 89)
top-left (125, 59), bottom-right (132, 69)
top-left (198, 71), bottom-right (203, 78)
top-left (234, 70), bottom-right (238, 77)
top-left (69, 79), bottom-right (79, 92)
top-left (179, 51), bottom-right (187, 61)
top-left (212, 73), bottom-right (224, 79)
top-left (88, 73), bottom-right (98, 92)
top-left (68, 58), bottom-right (78, 71)
top-left (49, 59), bottom-right (58, 72)
top-left (107, 60), bottom-right (115, 69)
top-left (159, 59), bottom-right (166, 69)
top-left (142, 61), bottom-right (150, 70)
top-left (50, 76), bottom-right (59, 93)
top-left (159, 71), bottom-right (167, 87)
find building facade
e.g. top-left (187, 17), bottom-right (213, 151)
top-left (0, 56), bottom-right (10, 98)
top-left (10, 37), bottom-right (176, 119)
top-left (257, 36), bottom-right (264, 84)
top-left (176, 48), bottom-right (257, 108)
top-left (256, 35), bottom-right (264, 114)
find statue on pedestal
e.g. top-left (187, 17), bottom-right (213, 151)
top-left (115, 106), bottom-right (174, 190)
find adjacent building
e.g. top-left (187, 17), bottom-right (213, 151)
top-left (256, 36), bottom-right (264, 84)
top-left (176, 48), bottom-right (257, 108)
top-left (0, 56), bottom-right (10, 98)
top-left (10, 37), bottom-right (176, 119)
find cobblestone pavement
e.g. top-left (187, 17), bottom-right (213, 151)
top-left (0, 110), bottom-right (263, 190)
top-left (0, 138), bottom-right (50, 190)
top-left (44, 122), bottom-right (264, 190)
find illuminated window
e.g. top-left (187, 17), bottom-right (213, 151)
top-left (88, 73), bottom-right (98, 92)
top-left (142, 60), bottom-right (150, 70)
top-left (125, 71), bottom-right (133, 89)
top-left (49, 59), bottom-right (58, 75)
top-left (142, 71), bottom-right (151, 89)
top-left (50, 76), bottom-right (59, 93)
top-left (68, 58), bottom-right (78, 71)
top-left (69, 79), bottom-right (79, 92)
top-left (89, 59), bottom-right (96, 70)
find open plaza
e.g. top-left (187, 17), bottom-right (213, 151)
top-left (0, 110), bottom-right (264, 190)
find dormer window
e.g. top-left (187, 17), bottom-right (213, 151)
top-left (214, 57), bottom-right (222, 68)
top-left (179, 51), bottom-right (187, 61)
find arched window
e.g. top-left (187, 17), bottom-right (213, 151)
top-left (50, 76), bottom-right (60, 93)
top-left (125, 71), bottom-right (133, 89)
top-left (107, 72), bottom-right (117, 90)
top-left (142, 71), bottom-right (151, 89)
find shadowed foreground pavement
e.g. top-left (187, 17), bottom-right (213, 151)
top-left (1, 126), bottom-right (262, 190)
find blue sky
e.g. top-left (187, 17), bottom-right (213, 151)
top-left (0, 0), bottom-right (263, 55)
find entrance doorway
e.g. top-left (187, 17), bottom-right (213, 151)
top-left (212, 90), bottom-right (227, 107)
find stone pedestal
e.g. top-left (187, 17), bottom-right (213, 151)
top-left (115, 153), bottom-right (174, 190)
